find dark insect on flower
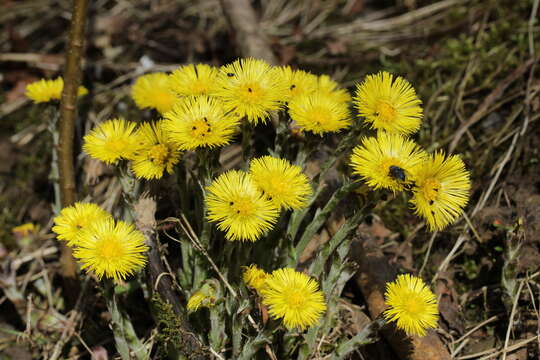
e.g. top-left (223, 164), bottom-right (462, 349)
top-left (389, 165), bottom-right (406, 182)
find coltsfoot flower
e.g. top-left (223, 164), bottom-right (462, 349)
top-left (350, 132), bottom-right (426, 193)
top-left (25, 77), bottom-right (87, 103)
top-left (131, 72), bottom-right (178, 114)
top-left (206, 170), bottom-right (279, 241)
top-left (410, 152), bottom-right (471, 231)
top-left (384, 274), bottom-right (439, 337)
top-left (249, 156), bottom-right (312, 210)
top-left (261, 268), bottom-right (326, 331)
top-left (354, 71), bottom-right (423, 135)
top-left (169, 64), bottom-right (220, 97)
top-left (216, 58), bottom-right (287, 124)
top-left (288, 91), bottom-right (352, 135)
top-left (73, 218), bottom-right (148, 281)
top-left (163, 96), bottom-right (239, 150)
top-left (131, 120), bottom-right (181, 179)
top-left (278, 66), bottom-right (318, 100)
top-left (83, 118), bottom-right (141, 164)
top-left (52, 202), bottom-right (112, 247)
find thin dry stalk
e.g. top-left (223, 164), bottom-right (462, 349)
top-left (57, 0), bottom-right (88, 296)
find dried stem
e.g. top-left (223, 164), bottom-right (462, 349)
top-left (57, 0), bottom-right (88, 301)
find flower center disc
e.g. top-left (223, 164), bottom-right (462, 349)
top-left (149, 144), bottom-right (170, 166)
top-left (232, 198), bottom-right (254, 216)
top-left (191, 119), bottom-right (212, 138)
top-left (375, 101), bottom-right (397, 123)
top-left (286, 289), bottom-right (304, 308)
top-left (105, 138), bottom-right (128, 153)
top-left (98, 238), bottom-right (123, 260)
top-left (403, 295), bottom-right (423, 315)
top-left (240, 83), bottom-right (264, 103)
top-left (423, 178), bottom-right (441, 201)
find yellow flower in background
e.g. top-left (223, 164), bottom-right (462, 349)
top-left (279, 66), bottom-right (318, 100)
top-left (131, 121), bottom-right (181, 180)
top-left (169, 64), bottom-right (220, 97)
top-left (25, 77), bottom-right (87, 103)
top-left (186, 282), bottom-right (218, 312)
top-left (288, 91), bottom-right (351, 135)
top-left (249, 156), bottom-right (312, 210)
top-left (243, 264), bottom-right (269, 293)
top-left (216, 58), bottom-right (287, 124)
top-left (74, 218), bottom-right (148, 281)
top-left (410, 152), bottom-right (470, 231)
top-left (354, 71), bottom-right (423, 135)
top-left (206, 170), bottom-right (279, 241)
top-left (131, 72), bottom-right (179, 114)
top-left (163, 96), bottom-right (240, 150)
top-left (186, 291), bottom-right (208, 312)
top-left (12, 223), bottom-right (40, 237)
top-left (383, 274), bottom-right (439, 337)
top-left (83, 118), bottom-right (141, 164)
top-left (350, 132), bottom-right (426, 193)
top-left (261, 268), bottom-right (326, 331)
top-left (316, 74), bottom-right (351, 103)
top-left (52, 202), bottom-right (112, 247)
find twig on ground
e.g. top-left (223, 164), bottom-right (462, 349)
top-left (448, 58), bottom-right (537, 153)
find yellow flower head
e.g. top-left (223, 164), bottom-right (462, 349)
top-left (52, 202), bottom-right (112, 247)
top-left (316, 74), bottom-right (351, 103)
top-left (278, 66), bottom-right (318, 100)
top-left (216, 58), bottom-right (287, 124)
top-left (410, 152), bottom-right (471, 231)
top-left (243, 264), bottom-right (269, 293)
top-left (288, 91), bottom-right (352, 135)
top-left (83, 118), bottom-right (141, 164)
top-left (12, 223), bottom-right (40, 238)
top-left (261, 268), bottom-right (326, 331)
top-left (25, 77), bottom-right (87, 103)
top-left (249, 156), bottom-right (312, 210)
top-left (206, 170), bottom-right (279, 241)
top-left (131, 121), bottom-right (181, 179)
top-left (383, 274), bottom-right (439, 337)
top-left (163, 96), bottom-right (240, 150)
top-left (350, 132), bottom-right (426, 193)
top-left (187, 282), bottom-right (218, 312)
top-left (354, 71), bottom-right (423, 135)
top-left (131, 72), bottom-right (179, 114)
top-left (169, 64), bottom-right (220, 97)
top-left (73, 218), bottom-right (148, 281)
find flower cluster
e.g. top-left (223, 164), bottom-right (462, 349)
top-left (242, 265), bottom-right (326, 331)
top-left (52, 202), bottom-right (148, 281)
top-left (350, 71), bottom-right (471, 231)
top-left (131, 58), bottom-right (352, 134)
top-left (205, 156), bottom-right (312, 242)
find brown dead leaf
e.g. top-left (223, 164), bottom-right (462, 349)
top-left (436, 275), bottom-right (465, 334)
